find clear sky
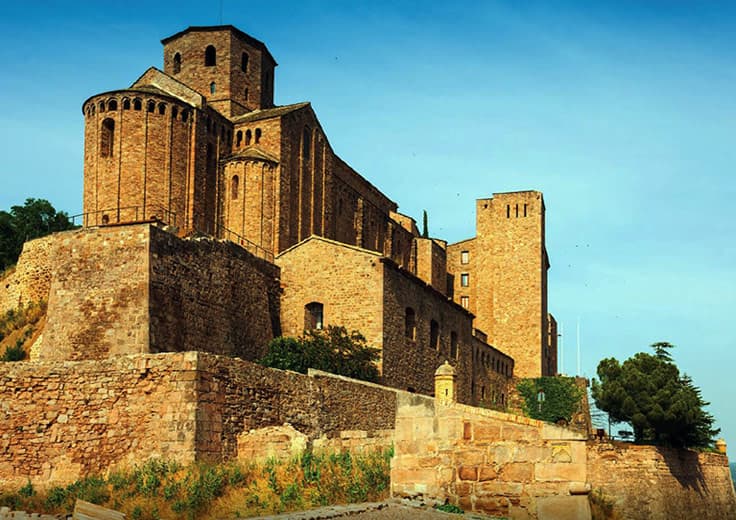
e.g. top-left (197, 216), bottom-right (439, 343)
top-left (1, 1), bottom-right (735, 455)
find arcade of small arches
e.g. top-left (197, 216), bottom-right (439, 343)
top-left (85, 95), bottom-right (192, 123)
top-left (234, 128), bottom-right (263, 147)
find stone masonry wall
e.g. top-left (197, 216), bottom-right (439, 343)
top-left (149, 225), bottom-right (281, 360)
top-left (0, 353), bottom-right (200, 488)
top-left (391, 392), bottom-right (589, 519)
top-left (587, 442), bottom-right (736, 520)
top-left (194, 355), bottom-right (397, 462)
top-left (0, 234), bottom-right (54, 314)
top-left (0, 352), bottom-right (398, 487)
top-left (39, 226), bottom-right (151, 361)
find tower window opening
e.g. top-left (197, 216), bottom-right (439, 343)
top-left (204, 45), bottom-right (216, 66)
top-left (430, 320), bottom-right (440, 351)
top-left (245, 129), bottom-right (252, 146)
top-left (231, 175), bottom-right (239, 200)
top-left (506, 205), bottom-right (510, 218)
top-left (255, 128), bottom-right (261, 143)
top-left (524, 203), bottom-right (528, 217)
top-left (158, 103), bottom-right (166, 115)
top-left (122, 98), bottom-right (130, 110)
top-left (405, 307), bottom-right (416, 341)
top-left (515, 204), bottom-right (519, 218)
top-left (236, 130), bottom-right (243, 147)
top-left (147, 101), bottom-right (155, 113)
top-left (133, 99), bottom-right (142, 111)
top-left (305, 302), bottom-right (324, 330)
top-left (173, 52), bottom-right (181, 74)
top-left (241, 52), bottom-right (249, 72)
top-left (100, 118), bottom-right (115, 158)
top-left (210, 82), bottom-right (216, 94)
top-left (107, 99), bottom-right (117, 111)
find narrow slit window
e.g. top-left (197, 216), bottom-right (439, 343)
top-left (524, 203), bottom-right (528, 217)
top-left (255, 128), bottom-right (261, 143)
top-left (515, 204), bottom-right (519, 217)
top-left (231, 175), bottom-right (239, 200)
top-left (405, 308), bottom-right (416, 340)
top-left (430, 320), bottom-right (440, 350)
top-left (245, 129), bottom-right (252, 146)
top-left (241, 52), bottom-right (249, 72)
top-left (506, 205), bottom-right (510, 218)
top-left (100, 118), bottom-right (115, 157)
top-left (236, 130), bottom-right (243, 147)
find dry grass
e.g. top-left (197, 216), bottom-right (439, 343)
top-left (0, 300), bottom-right (46, 361)
top-left (0, 448), bottom-right (393, 519)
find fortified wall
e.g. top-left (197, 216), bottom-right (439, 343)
top-left (0, 352), bottom-right (397, 488)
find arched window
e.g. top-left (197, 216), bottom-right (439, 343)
top-left (171, 107), bottom-right (178, 119)
top-left (147, 100), bottom-right (155, 113)
top-left (255, 128), bottom-right (261, 143)
top-left (236, 130), bottom-right (242, 147)
top-left (173, 52), bottom-right (181, 74)
top-left (241, 52), bottom-right (249, 72)
top-left (210, 82), bottom-right (216, 94)
top-left (133, 98), bottom-right (142, 111)
top-left (108, 99), bottom-right (118, 111)
top-left (158, 103), bottom-right (166, 115)
top-left (122, 98), bottom-right (130, 110)
top-left (98, 101), bottom-right (106, 112)
top-left (450, 331), bottom-right (458, 359)
top-left (231, 175), bottom-right (239, 200)
top-left (245, 129), bottom-right (252, 146)
top-left (305, 302), bottom-right (324, 330)
top-left (204, 45), bottom-right (216, 66)
top-left (181, 109), bottom-right (189, 122)
top-left (430, 320), bottom-right (440, 350)
top-left (100, 118), bottom-right (114, 157)
top-left (405, 308), bottom-right (416, 341)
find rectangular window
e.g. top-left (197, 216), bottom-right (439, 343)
top-left (460, 251), bottom-right (469, 264)
top-left (460, 296), bottom-right (469, 308)
top-left (460, 273), bottom-right (469, 287)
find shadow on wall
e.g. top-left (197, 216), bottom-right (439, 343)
top-left (659, 447), bottom-right (707, 493)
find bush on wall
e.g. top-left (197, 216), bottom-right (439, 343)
top-left (517, 376), bottom-right (583, 424)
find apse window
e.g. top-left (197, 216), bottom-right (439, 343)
top-left (305, 302), bottom-right (324, 330)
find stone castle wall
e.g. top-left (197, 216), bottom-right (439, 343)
top-left (0, 352), bottom-right (398, 488)
top-left (9, 224), bottom-right (279, 362)
top-left (0, 235), bottom-right (54, 313)
top-left (587, 442), bottom-right (736, 520)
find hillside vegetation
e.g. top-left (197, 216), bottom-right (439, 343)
top-left (0, 449), bottom-right (392, 520)
top-left (0, 300), bottom-right (46, 362)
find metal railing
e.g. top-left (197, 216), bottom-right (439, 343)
top-left (71, 205), bottom-right (177, 228)
top-left (217, 224), bottom-right (275, 263)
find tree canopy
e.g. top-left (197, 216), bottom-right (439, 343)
top-left (259, 326), bottom-right (380, 382)
top-left (591, 342), bottom-right (718, 447)
top-left (0, 198), bottom-right (74, 271)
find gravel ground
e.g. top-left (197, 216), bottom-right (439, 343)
top-left (241, 500), bottom-right (494, 519)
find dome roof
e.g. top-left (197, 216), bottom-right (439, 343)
top-left (435, 361), bottom-right (456, 376)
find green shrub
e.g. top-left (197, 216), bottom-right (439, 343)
top-left (517, 376), bottom-right (583, 424)
top-left (435, 502), bottom-right (464, 514)
top-left (1, 341), bottom-right (25, 362)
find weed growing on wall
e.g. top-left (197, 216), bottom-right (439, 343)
top-left (517, 376), bottom-right (583, 424)
top-left (0, 447), bottom-right (393, 519)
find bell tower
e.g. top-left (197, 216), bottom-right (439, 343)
top-left (161, 25), bottom-right (277, 117)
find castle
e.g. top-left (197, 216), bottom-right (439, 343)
top-left (2, 26), bottom-right (735, 520)
top-left (79, 24), bottom-right (556, 394)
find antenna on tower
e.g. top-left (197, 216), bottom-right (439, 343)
top-left (219, 0), bottom-right (224, 24)
top-left (576, 317), bottom-right (581, 376)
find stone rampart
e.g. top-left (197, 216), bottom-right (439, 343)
top-left (0, 352), bottom-right (397, 488)
top-left (391, 392), bottom-right (590, 519)
top-left (0, 234), bottom-right (55, 314)
top-left (587, 442), bottom-right (736, 520)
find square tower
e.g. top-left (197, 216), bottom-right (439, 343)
top-left (161, 25), bottom-right (277, 117)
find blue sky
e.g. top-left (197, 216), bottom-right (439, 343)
top-left (1, 1), bottom-right (735, 454)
